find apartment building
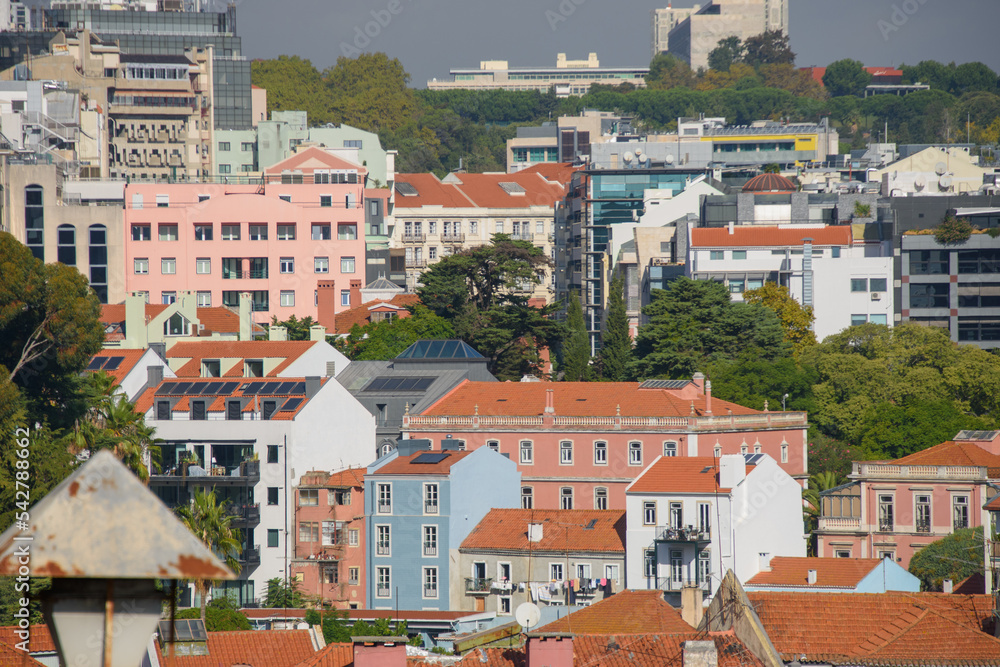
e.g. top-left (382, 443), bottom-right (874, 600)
top-left (651, 4), bottom-right (701, 57)
top-left (505, 110), bottom-right (626, 172)
top-left (665, 0), bottom-right (789, 71)
top-left (403, 376), bottom-right (810, 510)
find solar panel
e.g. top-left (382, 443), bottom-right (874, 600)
top-left (187, 382), bottom-right (208, 395)
top-left (498, 181), bottom-right (526, 195)
top-left (259, 381), bottom-right (281, 395)
top-left (412, 452), bottom-right (450, 464)
top-left (241, 383), bottom-right (262, 396)
top-left (394, 181), bottom-right (418, 196)
top-left (86, 357), bottom-right (107, 370)
top-left (158, 618), bottom-right (207, 643)
top-left (743, 453), bottom-right (765, 465)
top-left (102, 356), bottom-right (124, 370)
top-left (290, 381), bottom-right (305, 394)
top-left (172, 381), bottom-right (193, 394)
top-left (279, 397), bottom-right (303, 412)
top-left (639, 379), bottom-right (690, 390)
top-left (275, 381), bottom-right (297, 395)
top-left (219, 381), bottom-right (240, 395)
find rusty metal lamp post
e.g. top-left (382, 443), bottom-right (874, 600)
top-left (0, 451), bottom-right (235, 667)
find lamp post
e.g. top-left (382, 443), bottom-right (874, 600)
top-left (0, 451), bottom-right (235, 667)
top-left (783, 393), bottom-right (789, 412)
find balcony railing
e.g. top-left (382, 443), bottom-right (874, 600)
top-left (404, 411), bottom-right (808, 431)
top-left (465, 577), bottom-right (492, 594)
top-left (817, 516), bottom-right (861, 531)
top-left (222, 270), bottom-right (268, 280)
top-left (423, 544), bottom-right (437, 557)
top-left (242, 546), bottom-right (260, 564)
top-left (512, 233), bottom-right (534, 242)
top-left (658, 577), bottom-right (710, 592)
top-left (405, 259), bottom-right (427, 269)
top-left (425, 501), bottom-right (439, 514)
top-left (378, 503), bottom-right (392, 514)
top-left (916, 519), bottom-right (931, 533)
top-left (376, 543), bottom-right (390, 556)
top-left (423, 586), bottom-right (438, 598)
top-left (853, 462), bottom-right (987, 479)
top-left (225, 502), bottom-right (261, 523)
top-left (655, 526), bottom-right (711, 543)
top-left (403, 233), bottom-right (426, 243)
top-left (377, 586), bottom-right (391, 598)
top-left (442, 233), bottom-right (465, 244)
top-left (879, 520), bottom-right (894, 532)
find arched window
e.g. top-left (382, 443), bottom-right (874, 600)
top-left (25, 185), bottom-right (44, 260)
top-left (88, 225), bottom-right (108, 303)
top-left (56, 224), bottom-right (76, 266)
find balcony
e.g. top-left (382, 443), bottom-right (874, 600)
top-left (423, 586), bottom-right (438, 598)
top-left (512, 233), bottom-right (535, 242)
top-left (655, 526), bottom-right (711, 544)
top-left (425, 501), bottom-right (439, 514)
top-left (657, 577), bottom-right (710, 593)
top-left (405, 259), bottom-right (427, 269)
top-left (916, 519), bottom-right (931, 533)
top-left (442, 233), bottom-right (465, 244)
top-left (376, 543), bottom-right (390, 556)
top-left (225, 502), bottom-right (261, 524)
top-left (403, 233), bottom-right (426, 243)
top-left (377, 586), bottom-right (391, 598)
top-left (241, 546), bottom-right (260, 564)
top-left (465, 577), bottom-right (492, 594)
top-left (151, 459), bottom-right (260, 485)
top-left (222, 270), bottom-right (268, 280)
top-left (879, 520), bottom-right (894, 532)
top-left (378, 503), bottom-right (392, 514)
top-left (818, 516), bottom-right (861, 531)
top-left (423, 544), bottom-right (437, 557)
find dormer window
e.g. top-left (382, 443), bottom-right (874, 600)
top-left (163, 312), bottom-right (188, 336)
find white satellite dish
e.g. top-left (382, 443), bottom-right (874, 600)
top-left (635, 147), bottom-right (643, 157)
top-left (939, 175), bottom-right (953, 189)
top-left (914, 175), bottom-right (926, 190)
top-left (665, 154), bottom-right (675, 165)
top-left (623, 151), bottom-right (634, 163)
top-left (515, 602), bottom-right (541, 630)
top-left (934, 162), bottom-right (947, 175)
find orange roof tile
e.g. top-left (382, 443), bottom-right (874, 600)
top-left (134, 377), bottom-right (327, 419)
top-left (461, 509), bottom-right (625, 553)
top-left (893, 440), bottom-right (1000, 469)
top-left (535, 590), bottom-right (694, 635)
top-left (853, 606), bottom-right (1000, 665)
top-left (326, 467), bottom-right (366, 488)
top-left (85, 348), bottom-right (148, 384)
top-left (516, 162), bottom-right (581, 185)
top-left (985, 494), bottom-right (1000, 511)
top-left (746, 557), bottom-right (883, 589)
top-left (334, 294), bottom-right (420, 334)
top-left (100, 304), bottom-right (263, 336)
top-left (155, 630), bottom-right (317, 667)
top-left (421, 381), bottom-right (756, 418)
top-left (0, 642), bottom-right (48, 667)
top-left (442, 647), bottom-right (525, 667)
top-left (690, 226), bottom-right (852, 248)
top-left (0, 627), bottom-right (54, 654)
top-left (394, 168), bottom-right (573, 210)
top-left (293, 642), bottom-right (353, 667)
top-left (570, 632), bottom-right (765, 667)
top-left (166, 341), bottom-right (318, 377)
top-left (627, 457), bottom-right (753, 494)
top-left (265, 146), bottom-right (366, 176)
top-left (371, 450), bottom-right (474, 476)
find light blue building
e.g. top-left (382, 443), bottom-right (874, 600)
top-left (365, 440), bottom-right (520, 610)
top-left (744, 556), bottom-right (921, 594)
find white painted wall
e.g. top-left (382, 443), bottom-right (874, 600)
top-left (279, 341), bottom-right (350, 378)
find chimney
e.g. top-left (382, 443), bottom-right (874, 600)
top-left (350, 279), bottom-right (363, 309)
top-left (526, 634), bottom-right (573, 667)
top-left (149, 342), bottom-right (167, 361)
top-left (728, 221), bottom-right (734, 235)
top-left (305, 376), bottom-right (322, 399)
top-left (527, 523), bottom-right (544, 543)
top-left (718, 455), bottom-right (746, 490)
top-left (544, 388), bottom-right (555, 414)
top-left (309, 324), bottom-right (327, 342)
top-left (316, 280), bottom-right (338, 332)
top-left (681, 584), bottom-right (704, 629)
top-left (146, 365), bottom-right (164, 392)
top-left (943, 579), bottom-right (953, 594)
top-left (759, 552), bottom-right (772, 572)
top-left (269, 325), bottom-right (288, 341)
top-left (691, 371), bottom-right (705, 391)
top-left (681, 640), bottom-right (718, 667)
top-left (125, 291), bottom-right (149, 348)
top-left (395, 439), bottom-right (432, 456)
top-left (351, 636), bottom-right (407, 667)
top-left (705, 380), bottom-right (712, 415)
top-left (807, 569), bottom-right (817, 585)
top-left (238, 291), bottom-right (252, 341)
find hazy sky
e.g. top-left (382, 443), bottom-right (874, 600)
top-left (236, 0), bottom-right (1000, 86)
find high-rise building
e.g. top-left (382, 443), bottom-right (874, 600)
top-left (651, 4), bottom-right (701, 57)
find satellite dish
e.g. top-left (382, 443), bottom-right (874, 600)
top-left (515, 602), bottom-right (541, 630)
top-left (665, 154), bottom-right (675, 165)
top-left (934, 162), bottom-right (947, 175)
top-left (623, 151), bottom-right (634, 163)
top-left (635, 147), bottom-right (643, 157)
top-left (939, 175), bottom-right (953, 189)
top-left (914, 175), bottom-right (926, 190)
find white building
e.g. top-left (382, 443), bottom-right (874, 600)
top-left (688, 224), bottom-right (894, 340)
top-left (625, 454), bottom-right (805, 604)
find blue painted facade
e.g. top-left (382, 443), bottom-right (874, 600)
top-left (365, 447), bottom-right (520, 610)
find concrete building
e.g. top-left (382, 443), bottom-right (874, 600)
top-left (872, 146), bottom-right (995, 196)
top-left (427, 53), bottom-right (648, 97)
top-left (100, 293), bottom-right (267, 348)
top-left (455, 508), bottom-right (625, 615)
top-left (404, 377), bottom-right (811, 509)
top-left (364, 441), bottom-right (521, 611)
top-left (652, 4), bottom-right (702, 57)
top-left (625, 453), bottom-right (806, 603)
top-left (665, 0), bottom-right (789, 71)
top-left (744, 556), bottom-right (920, 593)
top-left (506, 110), bottom-right (627, 173)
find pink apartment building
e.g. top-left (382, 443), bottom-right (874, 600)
top-left (292, 468), bottom-right (367, 609)
top-left (816, 430), bottom-right (1000, 570)
top-left (403, 376), bottom-right (809, 510)
top-left (123, 148), bottom-right (367, 324)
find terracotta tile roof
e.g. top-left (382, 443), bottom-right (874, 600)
top-left (370, 450), bottom-right (474, 476)
top-left (334, 294), bottom-right (420, 334)
top-left (748, 591), bottom-right (997, 664)
top-left (134, 376), bottom-right (326, 420)
top-left (265, 146), bottom-right (367, 176)
top-left (460, 509), bottom-right (625, 553)
top-left (746, 557), bottom-right (882, 589)
top-left (0, 627), bottom-right (54, 653)
top-left (85, 348), bottom-right (148, 384)
top-left (439, 647), bottom-right (525, 667)
top-left (393, 168), bottom-right (572, 210)
top-left (571, 632), bottom-right (765, 667)
top-left (516, 162), bottom-right (581, 185)
top-left (627, 457), bottom-right (755, 494)
top-left (421, 381), bottom-right (756, 418)
top-left (166, 340), bottom-right (318, 377)
top-left (535, 590), bottom-right (694, 635)
top-left (155, 630), bottom-right (318, 667)
top-left (326, 467), bottom-right (366, 488)
top-left (0, 642), bottom-right (48, 667)
top-left (292, 642), bottom-right (353, 667)
top-left (852, 606), bottom-right (1000, 665)
top-left (100, 304), bottom-right (263, 337)
top-left (393, 173), bottom-right (475, 207)
top-left (892, 440), bottom-right (1000, 469)
top-left (690, 226), bottom-right (852, 248)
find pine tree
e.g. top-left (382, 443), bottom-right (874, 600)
top-left (561, 292), bottom-right (590, 381)
top-left (600, 274), bottom-right (632, 381)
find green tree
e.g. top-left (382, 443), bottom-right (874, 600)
top-left (822, 59), bottom-right (873, 97)
top-left (742, 30), bottom-right (795, 67)
top-left (176, 489), bottom-right (243, 622)
top-left (646, 53), bottom-right (696, 89)
top-left (333, 305), bottom-right (456, 360)
top-left (599, 273), bottom-right (632, 381)
top-left (176, 598), bottom-right (251, 631)
top-left (269, 315), bottom-right (318, 341)
top-left (950, 62), bottom-right (999, 95)
top-left (263, 577), bottom-right (306, 608)
top-left (802, 471), bottom-right (842, 554)
top-left (934, 215), bottom-right (973, 244)
top-left (304, 609), bottom-right (410, 644)
top-left (560, 292), bottom-right (590, 381)
top-left (250, 55), bottom-right (335, 124)
top-left (743, 282), bottom-right (816, 355)
top-left (707, 356), bottom-right (816, 413)
top-left (324, 53), bottom-right (416, 133)
top-left (908, 527), bottom-right (984, 591)
top-left (708, 36), bottom-right (744, 72)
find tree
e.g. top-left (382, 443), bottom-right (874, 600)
top-left (742, 30), bottom-right (794, 67)
top-left (599, 273), bottom-right (632, 381)
top-left (269, 315), bottom-right (318, 341)
top-left (708, 36), bottom-right (744, 72)
top-left (176, 489), bottom-right (243, 622)
top-left (262, 577), bottom-right (306, 608)
top-left (305, 609), bottom-right (410, 644)
top-left (743, 282), bottom-right (816, 355)
top-left (176, 597), bottom-right (251, 631)
top-left (908, 527), bottom-right (984, 591)
top-left (822, 59), bottom-right (873, 97)
top-left (646, 54), bottom-right (696, 90)
top-left (560, 292), bottom-right (590, 381)
top-left (323, 53), bottom-right (416, 134)
top-left (707, 356), bottom-right (816, 413)
top-left (333, 305), bottom-right (456, 360)
top-left (250, 55), bottom-right (335, 124)
top-left (934, 215), bottom-right (973, 244)
top-left (802, 471), bottom-right (842, 554)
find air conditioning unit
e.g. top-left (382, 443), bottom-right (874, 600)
top-left (871, 292), bottom-right (883, 301)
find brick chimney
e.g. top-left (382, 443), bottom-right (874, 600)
top-left (545, 388), bottom-right (555, 414)
top-left (526, 634), bottom-right (573, 667)
top-left (351, 636), bottom-right (407, 667)
top-left (316, 280), bottom-right (338, 332)
top-left (350, 279), bottom-right (363, 308)
top-left (681, 584), bottom-right (704, 629)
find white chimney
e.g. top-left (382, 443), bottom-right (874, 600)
top-left (718, 455), bottom-right (746, 490)
top-left (527, 523), bottom-right (544, 543)
top-left (807, 569), bottom-right (817, 585)
top-left (309, 324), bottom-right (327, 341)
top-left (943, 579), bottom-right (953, 594)
top-left (728, 221), bottom-right (734, 235)
top-left (681, 640), bottom-right (718, 667)
top-left (269, 325), bottom-right (288, 341)
top-left (759, 552), bottom-right (772, 572)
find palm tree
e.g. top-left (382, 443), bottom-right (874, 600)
top-left (176, 489), bottom-right (243, 622)
top-left (803, 471), bottom-right (842, 555)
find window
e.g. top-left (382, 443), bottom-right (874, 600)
top-left (594, 441), bottom-right (608, 465)
top-left (851, 314), bottom-right (868, 326)
top-left (879, 494), bottom-right (894, 531)
top-left (24, 185), bottom-right (44, 260)
top-left (347, 566), bottom-right (360, 585)
top-left (560, 440), bottom-right (573, 464)
top-left (754, 443), bottom-right (762, 454)
top-left (349, 529), bottom-right (359, 546)
top-left (161, 292), bottom-right (177, 305)
top-left (156, 400), bottom-right (171, 421)
top-left (330, 489), bottom-right (352, 505)
top-left (131, 224), bottom-right (151, 241)
top-left (698, 552), bottom-right (711, 586)
top-left (241, 142), bottom-right (254, 152)
top-left (158, 224), bottom-right (178, 241)
top-left (267, 445), bottom-right (278, 463)
top-left (376, 567), bottom-right (391, 597)
top-left (851, 278), bottom-right (868, 292)
top-left (521, 486), bottom-right (533, 509)
top-left (299, 489), bottom-right (319, 508)
top-left (740, 443), bottom-right (749, 454)
top-left (338, 223), bottom-right (358, 240)
top-left (218, 141), bottom-right (230, 152)
top-left (520, 440), bottom-right (533, 464)
top-left (196, 258), bottom-right (211, 274)
top-left (267, 529), bottom-right (279, 548)
top-left (592, 487), bottom-right (608, 510)
top-left (715, 445), bottom-right (722, 458)
top-left (835, 549), bottom-right (851, 558)
top-left (274, 257), bottom-right (293, 275)
top-left (219, 164), bottom-right (231, 174)
top-left (428, 246), bottom-right (438, 261)
top-left (428, 221), bottom-right (437, 235)
top-left (277, 224), bottom-right (296, 240)
top-left (341, 290), bottom-right (351, 306)
top-left (315, 257), bottom-right (329, 273)
top-left (469, 221), bottom-right (478, 235)
top-left (487, 440), bottom-right (500, 452)
top-left (916, 495), bottom-right (931, 533)
top-left (197, 291), bottom-right (211, 307)
top-left (550, 563), bottom-right (564, 581)
top-left (643, 501), bottom-right (657, 525)
top-left (605, 564), bottom-right (619, 583)
top-left (910, 283), bottom-right (950, 309)
top-left (663, 441), bottom-right (678, 457)
top-left (344, 139), bottom-right (363, 149)
top-left (56, 225), bottom-right (76, 266)
top-left (781, 443), bottom-right (788, 463)
top-left (312, 224), bottom-right (331, 240)
top-left (953, 496), bottom-right (969, 530)
top-left (629, 442), bottom-right (642, 466)
top-left (321, 564), bottom-right (338, 584)
top-left (671, 550), bottom-right (684, 584)
top-left (728, 279), bottom-right (746, 294)
top-left (249, 224), bottom-right (268, 240)
top-left (498, 596), bottom-right (512, 615)
top-left (163, 313), bottom-right (187, 336)
top-left (495, 220), bottom-right (504, 234)
top-left (160, 258), bottom-right (176, 275)
top-left (221, 224), bottom-right (240, 241)
top-left (134, 258), bottom-right (149, 274)
top-left (560, 487), bottom-right (573, 510)
top-left (280, 291), bottom-right (295, 307)
top-left (423, 525), bottom-right (437, 556)
top-left (88, 225), bottom-right (108, 301)
top-left (377, 483), bottom-right (391, 513)
top-left (322, 520), bottom-right (346, 546)
top-left (831, 246), bottom-right (841, 258)
top-left (299, 521), bottom-right (318, 542)
top-left (267, 487), bottom-right (279, 505)
top-left (910, 250), bottom-right (949, 275)
top-left (279, 195), bottom-right (291, 202)
top-left (669, 502), bottom-right (683, 529)
top-left (341, 257), bottom-right (356, 273)
top-left (870, 278), bottom-right (888, 292)
top-left (320, 195), bottom-right (332, 208)
top-left (710, 250), bottom-right (724, 260)
top-left (423, 567), bottom-right (438, 598)
top-left (732, 250), bottom-right (747, 260)
top-left (644, 549), bottom-right (656, 578)
top-left (577, 563), bottom-right (592, 581)
top-left (698, 503), bottom-right (711, 532)
top-left (424, 483), bottom-right (439, 514)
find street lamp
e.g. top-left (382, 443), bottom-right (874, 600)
top-left (782, 394), bottom-right (789, 412)
top-left (0, 451), bottom-right (234, 667)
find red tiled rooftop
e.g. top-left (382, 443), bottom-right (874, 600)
top-left (627, 457), bottom-right (755, 494)
top-left (85, 348), bottom-right (147, 384)
top-left (100, 304), bottom-right (264, 337)
top-left (265, 146), bottom-right (367, 176)
top-left (334, 294), bottom-right (420, 334)
top-left (0, 642), bottom-right (48, 667)
top-left (893, 440), bottom-right (1000, 470)
top-left (690, 226), bottom-right (852, 248)
top-left (535, 590), bottom-right (694, 635)
top-left (746, 557), bottom-right (882, 589)
top-left (166, 340), bottom-right (318, 377)
top-left (370, 450), bottom-right (474, 476)
top-left (461, 509), bottom-right (625, 553)
top-left (394, 168), bottom-right (572, 210)
top-left (154, 630), bottom-right (318, 667)
top-left (293, 642), bottom-right (353, 667)
top-left (0, 627), bottom-right (54, 654)
top-left (421, 381), bottom-right (757, 418)
top-left (134, 376), bottom-right (327, 419)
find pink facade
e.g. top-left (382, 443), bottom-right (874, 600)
top-left (291, 470), bottom-right (367, 609)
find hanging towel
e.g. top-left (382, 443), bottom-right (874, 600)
top-left (573, 579), bottom-right (580, 592)
top-left (600, 578), bottom-right (607, 587)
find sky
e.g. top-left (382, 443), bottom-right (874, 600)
top-left (236, 0), bottom-right (1000, 87)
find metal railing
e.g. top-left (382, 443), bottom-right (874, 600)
top-left (403, 233), bottom-right (426, 243)
top-left (242, 546), bottom-right (260, 563)
top-left (442, 233), bottom-right (465, 243)
top-left (378, 503), bottom-right (392, 514)
top-left (424, 501), bottom-right (439, 514)
top-left (376, 586), bottom-right (391, 597)
top-left (465, 577), bottom-right (492, 593)
top-left (222, 270), bottom-right (268, 280)
top-left (376, 543), bottom-right (390, 556)
top-left (423, 544), bottom-right (437, 557)
top-left (655, 526), bottom-right (711, 543)
top-left (405, 259), bottom-right (427, 269)
top-left (423, 586), bottom-right (438, 598)
top-left (916, 519), bottom-right (931, 533)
